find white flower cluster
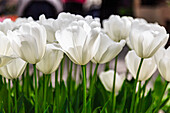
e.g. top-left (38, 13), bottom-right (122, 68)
top-left (0, 12), bottom-right (169, 93)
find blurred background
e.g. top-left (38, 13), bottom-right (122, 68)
top-left (0, 0), bottom-right (170, 32)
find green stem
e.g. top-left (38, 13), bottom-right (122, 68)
top-left (129, 58), bottom-right (144, 113)
top-left (4, 77), bottom-right (6, 86)
top-left (43, 74), bottom-right (48, 111)
top-left (111, 55), bottom-right (118, 113)
top-left (26, 64), bottom-right (29, 97)
top-left (33, 64), bottom-right (38, 113)
top-left (140, 78), bottom-right (150, 113)
top-left (89, 63), bottom-right (99, 98)
top-left (153, 81), bottom-right (169, 113)
top-left (81, 65), bottom-right (86, 113)
top-left (89, 62), bottom-right (93, 85)
top-left (14, 79), bottom-right (17, 113)
top-left (60, 57), bottom-right (64, 84)
top-left (74, 64), bottom-right (78, 80)
top-left (22, 73), bottom-right (24, 93)
top-left (8, 80), bottom-right (11, 113)
top-left (53, 70), bottom-right (59, 113)
top-left (104, 62), bottom-right (110, 71)
top-left (134, 81), bottom-right (142, 113)
top-left (68, 62), bottom-right (73, 113)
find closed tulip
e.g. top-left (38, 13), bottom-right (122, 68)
top-left (7, 21), bottom-right (47, 64)
top-left (99, 70), bottom-right (125, 94)
top-left (129, 21), bottom-right (169, 58)
top-left (38, 15), bottom-right (56, 43)
top-left (55, 20), bottom-right (100, 65)
top-left (125, 50), bottom-right (157, 81)
top-left (103, 15), bottom-right (132, 42)
top-left (92, 29), bottom-right (125, 64)
top-left (36, 44), bottom-right (64, 74)
top-left (0, 57), bottom-right (27, 79)
top-left (154, 47), bottom-right (170, 81)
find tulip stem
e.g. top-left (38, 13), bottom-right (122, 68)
top-left (68, 61), bottom-right (73, 113)
top-left (153, 81), bottom-right (169, 113)
top-left (134, 81), bottom-right (142, 113)
top-left (53, 69), bottom-right (59, 113)
top-left (60, 57), bottom-right (64, 84)
top-left (129, 58), bottom-right (144, 113)
top-left (14, 79), bottom-right (17, 113)
top-left (43, 74), bottom-right (48, 112)
top-left (90, 63), bottom-right (99, 98)
top-left (81, 65), bottom-right (86, 113)
top-left (111, 55), bottom-right (118, 113)
top-left (8, 79), bottom-right (11, 113)
top-left (89, 62), bottom-right (93, 85)
top-left (26, 64), bottom-right (29, 98)
top-left (33, 64), bottom-right (38, 113)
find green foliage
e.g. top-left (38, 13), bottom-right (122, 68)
top-left (0, 64), bottom-right (169, 113)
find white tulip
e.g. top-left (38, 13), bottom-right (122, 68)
top-left (99, 70), bottom-right (125, 94)
top-left (125, 50), bottom-right (157, 81)
top-left (103, 15), bottom-right (132, 42)
top-left (0, 19), bottom-right (14, 34)
top-left (7, 21), bottom-right (47, 64)
top-left (92, 29), bottom-right (125, 64)
top-left (36, 43), bottom-right (64, 74)
top-left (38, 14), bottom-right (56, 43)
top-left (55, 20), bottom-right (100, 65)
top-left (154, 47), bottom-right (170, 81)
top-left (0, 58), bottom-right (27, 79)
top-left (0, 31), bottom-right (16, 67)
top-left (129, 21), bottom-right (169, 58)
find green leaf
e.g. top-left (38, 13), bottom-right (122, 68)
top-left (0, 85), bottom-right (8, 112)
top-left (92, 106), bottom-right (101, 113)
top-left (153, 75), bottom-right (164, 102)
top-left (143, 90), bottom-right (153, 113)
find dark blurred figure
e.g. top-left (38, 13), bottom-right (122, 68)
top-left (18, 0), bottom-right (63, 20)
top-left (62, 0), bottom-right (86, 16)
top-left (22, 1), bottom-right (57, 20)
top-left (100, 0), bottom-right (120, 21)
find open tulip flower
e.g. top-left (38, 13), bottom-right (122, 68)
top-left (125, 50), bottom-right (157, 81)
top-left (129, 21), bottom-right (169, 58)
top-left (92, 29), bottom-right (125, 64)
top-left (99, 70), bottom-right (125, 94)
top-left (154, 47), bottom-right (170, 81)
top-left (7, 21), bottom-right (47, 64)
top-left (55, 20), bottom-right (100, 65)
top-left (103, 15), bottom-right (132, 42)
top-left (36, 43), bottom-right (64, 74)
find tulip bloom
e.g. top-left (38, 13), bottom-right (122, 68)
top-left (7, 21), bottom-right (47, 64)
top-left (0, 57), bottom-right (27, 79)
top-left (0, 19), bottom-right (14, 34)
top-left (99, 70), bottom-right (125, 94)
top-left (92, 29), bottom-right (125, 64)
top-left (36, 44), bottom-right (64, 74)
top-left (125, 50), bottom-right (157, 81)
top-left (103, 15), bottom-right (132, 42)
top-left (0, 31), bottom-right (16, 67)
top-left (55, 20), bottom-right (100, 65)
top-left (38, 15), bottom-right (56, 43)
top-left (154, 47), bottom-right (170, 81)
top-left (129, 21), bottom-right (169, 58)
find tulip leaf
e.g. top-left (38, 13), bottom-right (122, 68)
top-left (0, 85), bottom-right (8, 112)
top-left (153, 75), bottom-right (164, 101)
